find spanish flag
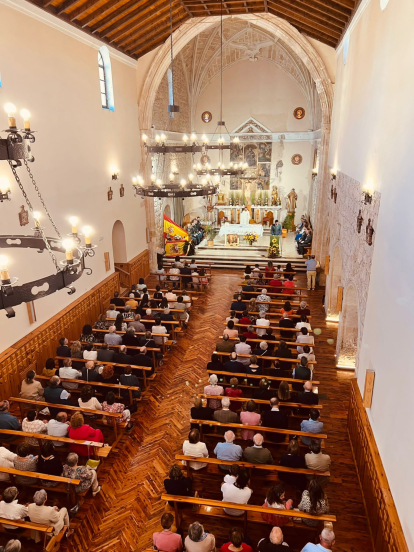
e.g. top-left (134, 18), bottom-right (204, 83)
top-left (163, 215), bottom-right (188, 240)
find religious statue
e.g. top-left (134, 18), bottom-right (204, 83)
top-left (240, 207), bottom-right (250, 225)
top-left (333, 188), bottom-right (337, 204)
top-left (18, 205), bottom-right (29, 226)
top-left (357, 210), bottom-right (363, 233)
top-left (366, 218), bottom-right (374, 245)
top-left (119, 183), bottom-right (125, 197)
top-left (217, 193), bottom-right (225, 205)
top-left (256, 195), bottom-right (262, 206)
top-left (286, 188), bottom-right (297, 213)
top-left (271, 187), bottom-right (279, 206)
top-left (108, 187), bottom-right (113, 201)
top-left (235, 196), bottom-right (240, 206)
top-left (330, 184), bottom-right (334, 199)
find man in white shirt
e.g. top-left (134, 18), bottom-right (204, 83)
top-left (152, 319), bottom-right (168, 345)
top-left (234, 336), bottom-right (251, 366)
top-left (296, 327), bottom-right (314, 354)
top-left (104, 326), bottom-right (122, 346)
top-left (256, 313), bottom-right (270, 336)
top-left (182, 428), bottom-right (209, 470)
top-left (165, 289), bottom-right (177, 309)
top-left (168, 264), bottom-right (181, 287)
top-left (47, 412), bottom-right (69, 447)
top-left (0, 447), bottom-right (17, 482)
top-left (59, 359), bottom-right (82, 390)
top-left (106, 304), bottom-right (118, 319)
top-left (0, 487), bottom-right (29, 530)
top-left (221, 468), bottom-right (252, 516)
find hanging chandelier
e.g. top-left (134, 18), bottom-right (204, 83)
top-left (0, 103), bottom-right (97, 317)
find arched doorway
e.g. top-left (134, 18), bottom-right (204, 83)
top-left (328, 246), bottom-right (342, 320)
top-left (338, 284), bottom-right (359, 369)
top-left (112, 220), bottom-right (127, 263)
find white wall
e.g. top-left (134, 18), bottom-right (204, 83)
top-left (0, 4), bottom-right (146, 352)
top-left (329, 0), bottom-right (414, 547)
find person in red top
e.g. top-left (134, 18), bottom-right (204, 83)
top-left (225, 377), bottom-right (243, 411)
top-left (68, 411), bottom-right (104, 457)
top-left (296, 301), bottom-right (311, 317)
top-left (153, 513), bottom-right (183, 552)
top-left (280, 301), bottom-right (293, 317)
top-left (269, 277), bottom-right (283, 291)
top-left (221, 528), bottom-right (253, 552)
top-left (282, 276), bottom-right (295, 295)
top-left (264, 261), bottom-right (275, 279)
top-left (243, 326), bottom-right (258, 340)
top-left (239, 310), bottom-right (251, 326)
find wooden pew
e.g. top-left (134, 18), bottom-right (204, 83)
top-left (226, 322), bottom-right (314, 335)
top-left (238, 291), bottom-right (303, 302)
top-left (243, 265), bottom-right (297, 274)
top-left (9, 397), bottom-right (124, 440)
top-left (197, 394), bottom-right (322, 411)
top-left (238, 287), bottom-right (307, 299)
top-left (152, 273), bottom-right (211, 291)
top-left (161, 494), bottom-right (336, 533)
top-left (229, 309), bottom-right (310, 320)
top-left (96, 320), bottom-right (181, 342)
top-left (219, 336), bottom-right (316, 352)
top-left (146, 287), bottom-right (200, 297)
top-left (0, 516), bottom-right (61, 551)
top-left (213, 350), bottom-right (317, 366)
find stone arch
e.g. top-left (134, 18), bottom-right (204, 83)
top-left (328, 245), bottom-right (342, 320)
top-left (337, 283), bottom-right (359, 369)
top-left (112, 220), bottom-right (127, 263)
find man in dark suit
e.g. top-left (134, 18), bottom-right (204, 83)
top-left (122, 327), bottom-right (141, 355)
top-left (296, 381), bottom-right (319, 405)
top-left (81, 361), bottom-right (100, 383)
top-left (216, 335), bottom-right (235, 353)
top-left (230, 295), bottom-right (245, 312)
top-left (297, 229), bottom-right (312, 255)
top-left (56, 337), bottom-right (71, 367)
top-left (262, 397), bottom-right (288, 443)
top-left (242, 280), bottom-right (255, 299)
top-left (180, 261), bottom-right (192, 288)
top-left (161, 308), bottom-right (174, 322)
top-left (253, 378), bottom-right (274, 402)
top-left (293, 357), bottom-right (312, 391)
top-left (274, 341), bottom-right (293, 374)
top-left (112, 345), bottom-right (133, 372)
top-left (97, 343), bottom-right (115, 363)
top-left (224, 352), bottom-right (245, 377)
top-left (279, 313), bottom-right (295, 339)
top-left (131, 346), bottom-right (154, 375)
top-left (213, 397), bottom-right (239, 434)
top-left (110, 291), bottom-right (125, 307)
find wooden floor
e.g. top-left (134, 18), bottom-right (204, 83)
top-left (61, 270), bottom-right (372, 552)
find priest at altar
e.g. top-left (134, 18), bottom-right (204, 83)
top-left (240, 207), bottom-right (250, 225)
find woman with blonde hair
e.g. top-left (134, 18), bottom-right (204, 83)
top-left (68, 411), bottom-right (104, 456)
top-left (203, 374), bottom-right (224, 410)
top-left (70, 340), bottom-right (83, 370)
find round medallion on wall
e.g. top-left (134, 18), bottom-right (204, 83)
top-left (291, 154), bottom-right (303, 165)
top-left (201, 111), bottom-right (212, 123)
top-left (200, 154), bottom-right (211, 166)
top-left (293, 107), bottom-right (305, 119)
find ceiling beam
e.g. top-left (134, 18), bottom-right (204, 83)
top-left (177, 0), bottom-right (194, 17)
top-left (88, 0), bottom-right (150, 33)
top-left (268, 1), bottom-right (341, 39)
top-left (126, 13), bottom-right (188, 54)
top-left (268, 5), bottom-right (337, 45)
top-left (66, 0), bottom-right (107, 22)
top-left (276, 0), bottom-right (344, 32)
top-left (56, 0), bottom-right (83, 16)
top-left (78, 0), bottom-right (128, 28)
top-left (287, 0), bottom-right (348, 23)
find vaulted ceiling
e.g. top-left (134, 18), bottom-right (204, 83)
top-left (30, 0), bottom-right (356, 59)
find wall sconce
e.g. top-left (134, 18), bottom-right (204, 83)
top-left (330, 169), bottom-right (337, 181)
top-left (362, 189), bottom-right (373, 205)
top-left (312, 169), bottom-right (318, 180)
top-left (111, 166), bottom-right (120, 180)
top-left (0, 177), bottom-right (11, 202)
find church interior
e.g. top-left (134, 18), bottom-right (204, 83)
top-left (0, 0), bottom-right (412, 550)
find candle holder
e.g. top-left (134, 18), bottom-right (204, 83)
top-left (80, 244), bottom-right (97, 258)
top-left (67, 232), bottom-right (82, 246)
top-left (0, 189), bottom-right (11, 202)
top-left (1, 277), bottom-right (19, 296)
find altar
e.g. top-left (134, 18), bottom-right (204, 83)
top-left (219, 223), bottom-right (264, 246)
top-left (213, 205), bottom-right (282, 225)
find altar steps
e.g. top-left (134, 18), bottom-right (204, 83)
top-left (185, 253), bottom-right (307, 272)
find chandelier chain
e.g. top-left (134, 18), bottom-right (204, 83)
top-left (8, 161), bottom-right (60, 270)
top-left (23, 160), bottom-right (62, 239)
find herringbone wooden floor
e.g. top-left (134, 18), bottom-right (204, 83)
top-left (61, 271), bottom-right (372, 552)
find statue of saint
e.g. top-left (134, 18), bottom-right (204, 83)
top-left (271, 187), bottom-right (278, 206)
top-left (286, 188), bottom-right (297, 212)
top-left (357, 210), bottom-right (363, 233)
top-left (366, 218), bottom-right (374, 246)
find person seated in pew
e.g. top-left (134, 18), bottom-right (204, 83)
top-left (13, 442), bottom-right (38, 486)
top-left (81, 360), bottom-right (101, 382)
top-left (131, 346), bottom-right (154, 374)
top-left (242, 280), bottom-right (255, 300)
top-left (122, 327), bottom-right (141, 352)
top-left (106, 304), bottom-right (118, 319)
top-left (258, 527), bottom-right (290, 552)
top-left (37, 441), bottom-right (63, 487)
top-left (97, 342), bottom-right (115, 363)
top-left (182, 428), bottom-right (209, 470)
top-left (44, 376), bottom-right (71, 417)
top-left (68, 412), bottom-right (104, 457)
top-left (59, 359), bottom-right (82, 390)
top-left (191, 397), bottom-right (214, 422)
top-left (22, 409), bottom-right (47, 446)
top-left (261, 483), bottom-right (293, 526)
top-left (63, 452), bottom-right (101, 496)
top-left (297, 381), bottom-right (319, 405)
top-left (122, 304), bottom-right (135, 320)
top-left (129, 284), bottom-right (140, 298)
top-left (152, 284), bottom-right (163, 305)
top-left (0, 486), bottom-right (28, 532)
top-left (152, 317), bottom-right (168, 345)
top-left (225, 378), bottom-right (243, 411)
top-left (141, 309), bottom-right (154, 330)
top-left (278, 439), bottom-right (307, 491)
top-left (185, 522), bottom-right (215, 552)
top-left (204, 374), bottom-right (225, 410)
top-left (246, 355), bottom-right (262, 385)
top-left (253, 341), bottom-right (269, 360)
top-left (283, 263), bottom-right (295, 278)
top-left (257, 289), bottom-right (271, 314)
top-left (80, 324), bottom-right (95, 345)
top-left (256, 312), bottom-right (270, 337)
top-left (125, 295), bottom-right (138, 311)
top-left (240, 401), bottom-right (261, 441)
top-left (1, 540), bottom-right (22, 552)
top-left (164, 464), bottom-right (193, 508)
top-left (214, 397), bottom-right (239, 432)
top-left (214, 430), bottom-right (243, 471)
top-left (243, 325), bottom-right (257, 340)
top-left (243, 433), bottom-right (272, 464)
top-left (111, 345), bottom-right (133, 366)
top-left (253, 379), bottom-right (274, 401)
top-left (261, 398), bottom-right (288, 443)
top-left (296, 314), bottom-right (312, 331)
top-left (265, 261), bottom-right (276, 279)
top-left (279, 313), bottom-right (295, 339)
top-left (296, 327), bottom-right (314, 354)
top-left (298, 479), bottom-right (329, 526)
top-left (224, 353), bottom-right (245, 378)
top-left (305, 440), bottom-right (331, 485)
top-left (280, 301), bottom-right (293, 317)
top-left (221, 467), bottom-right (252, 515)
top-left (47, 412), bottom-right (69, 447)
top-left (136, 277), bottom-right (146, 291)
top-left (296, 301), bottom-right (311, 318)
top-left (235, 336), bottom-right (251, 365)
top-left (128, 314), bottom-right (146, 333)
top-left (168, 264), bottom-right (181, 289)
top-left (230, 294), bottom-right (245, 312)
top-left (282, 275), bottom-right (295, 295)
top-left (20, 369), bottom-right (44, 401)
top-left (83, 343), bottom-right (97, 361)
top-left (99, 364), bottom-right (119, 385)
top-left (238, 310), bottom-right (251, 326)
top-left (273, 341), bottom-right (293, 375)
top-left (78, 385), bottom-right (102, 418)
top-left (301, 528), bottom-right (335, 552)
top-left (220, 528), bottom-right (253, 552)
top-left (56, 337), bottom-right (71, 367)
top-left (110, 291), bottom-right (124, 307)
top-left (269, 275), bottom-right (283, 291)
top-left (224, 320), bottom-right (239, 339)
top-left (153, 513), bottom-right (183, 552)
top-left (225, 310), bottom-right (238, 323)
top-left (298, 345), bottom-right (316, 363)
top-left (216, 334), bottom-right (235, 354)
top-left (165, 288), bottom-right (177, 309)
top-left (277, 381), bottom-right (291, 404)
top-left (207, 353), bottom-right (224, 373)
top-left (115, 313), bottom-right (127, 332)
top-left (300, 409), bottom-right (323, 447)
top-left (42, 358), bottom-right (57, 378)
top-left (0, 447), bottom-right (17, 483)
top-left (263, 327), bottom-right (276, 344)
top-left (139, 331), bottom-right (157, 354)
top-left (119, 366), bottom-right (141, 401)
top-left (293, 357), bottom-right (313, 391)
top-left (180, 261), bottom-right (192, 289)
top-left (0, 401), bottom-right (21, 439)
top-left (161, 307), bottom-right (175, 322)
top-left (104, 326), bottom-right (122, 346)
top-left (70, 341), bottom-right (84, 371)
top-left (102, 391), bottom-right (133, 431)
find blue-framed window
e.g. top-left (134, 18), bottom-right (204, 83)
top-left (98, 46), bottom-right (115, 111)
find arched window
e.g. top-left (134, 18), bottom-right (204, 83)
top-left (98, 46), bottom-right (115, 111)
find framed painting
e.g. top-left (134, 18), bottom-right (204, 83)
top-left (258, 142), bottom-right (272, 162)
top-left (244, 143), bottom-right (258, 167)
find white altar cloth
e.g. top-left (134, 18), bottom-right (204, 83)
top-left (219, 224), bottom-right (264, 237)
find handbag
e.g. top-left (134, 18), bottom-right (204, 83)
top-left (86, 459), bottom-right (100, 470)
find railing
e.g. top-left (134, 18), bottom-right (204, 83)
top-left (114, 249), bottom-right (149, 290)
top-left (348, 379), bottom-right (408, 552)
